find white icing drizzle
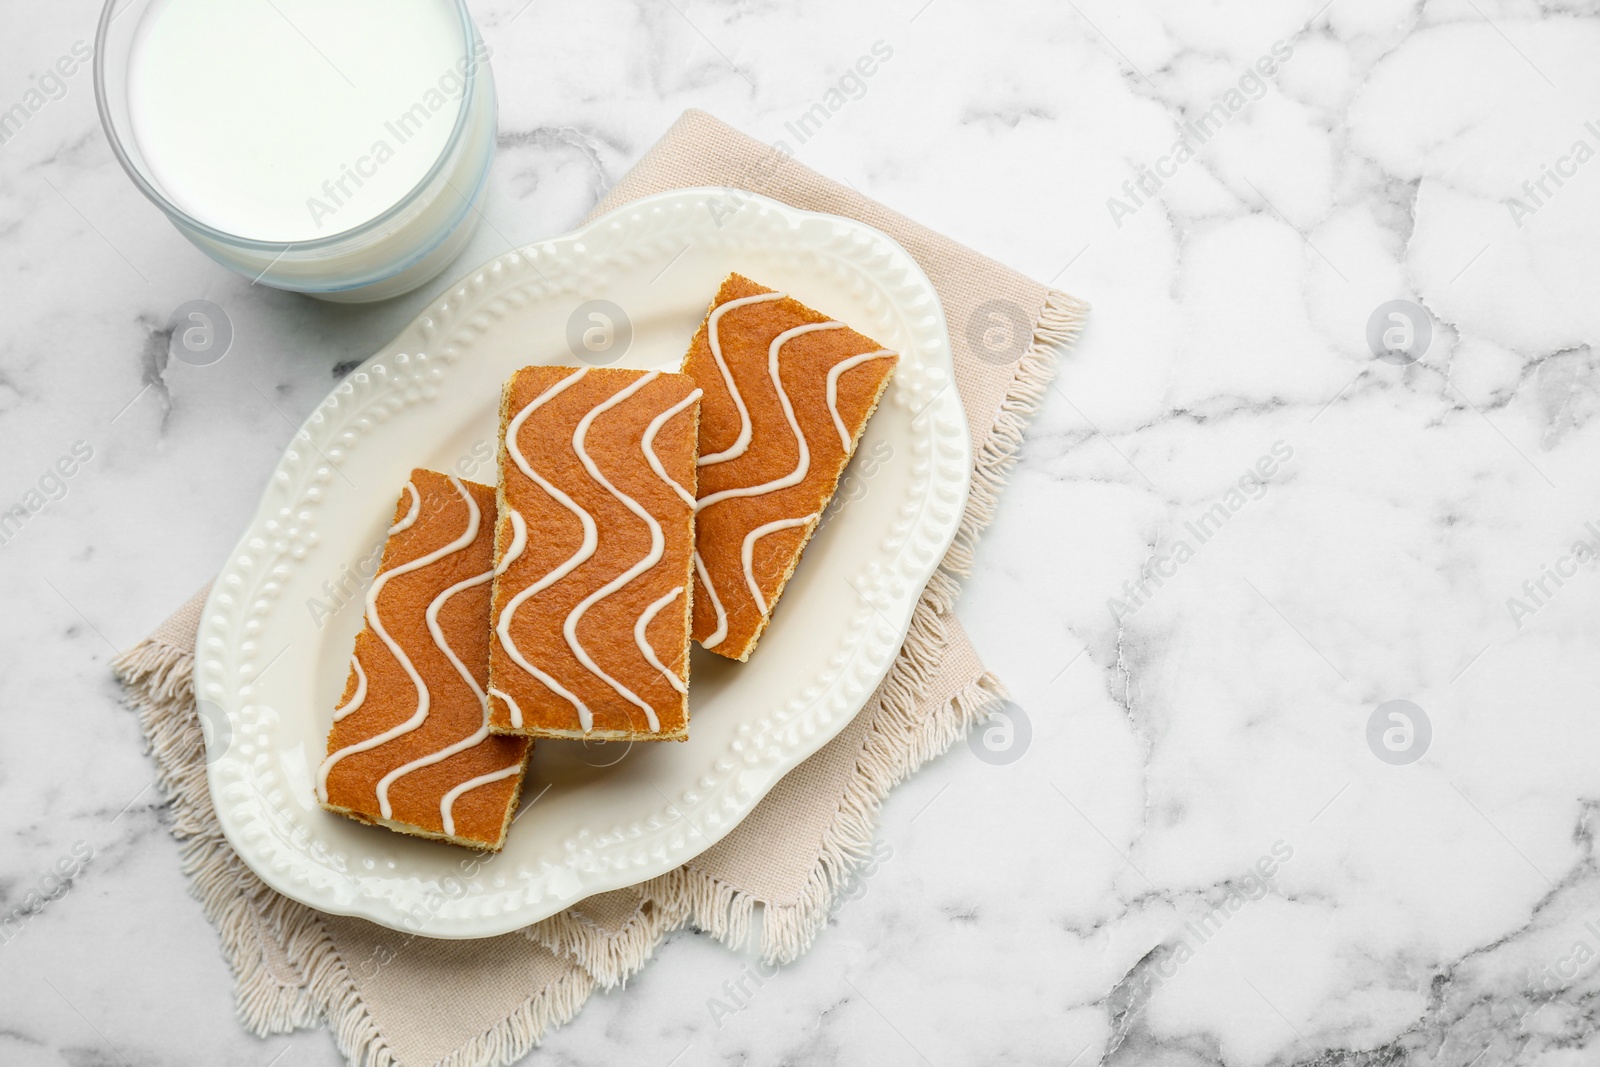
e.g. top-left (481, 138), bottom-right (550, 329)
top-left (636, 586), bottom-right (687, 695)
top-left (331, 654), bottom-right (366, 721)
top-left (564, 370), bottom-right (667, 732)
top-left (389, 481), bottom-right (421, 535)
top-left (742, 512), bottom-right (819, 614)
top-left (826, 350), bottom-right (896, 452)
top-left (697, 291), bottom-right (787, 467)
top-left (642, 387), bottom-right (703, 508)
top-left (696, 321), bottom-right (846, 511)
top-left (373, 559), bottom-right (496, 819)
top-left (494, 509), bottom-right (526, 576)
top-left (692, 310), bottom-right (890, 645)
top-left (317, 476), bottom-right (479, 806)
top-left (694, 550), bottom-right (728, 649)
top-left (495, 367), bottom-right (597, 726)
top-left (497, 367), bottom-right (696, 734)
top-left (441, 762), bottom-right (523, 838)
top-left (487, 686), bottom-right (525, 729)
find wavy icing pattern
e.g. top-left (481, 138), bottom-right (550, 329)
top-left (495, 368), bottom-right (699, 733)
top-left (494, 510), bottom-right (526, 576)
top-left (389, 481), bottom-right (421, 535)
top-left (741, 513), bottom-right (820, 613)
top-left (319, 475), bottom-right (523, 835)
top-left (827, 350), bottom-right (897, 451)
top-left (697, 291), bottom-right (786, 467)
top-left (695, 321), bottom-right (844, 511)
top-left (637, 586), bottom-right (688, 695)
top-left (331, 654), bottom-right (366, 721)
top-left (693, 549), bottom-right (727, 648)
top-left (495, 368), bottom-right (598, 726)
top-left (690, 287), bottom-right (897, 654)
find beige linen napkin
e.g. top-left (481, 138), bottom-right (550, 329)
top-left (114, 109), bottom-right (1086, 1067)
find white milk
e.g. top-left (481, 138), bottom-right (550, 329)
top-left (128, 0), bottom-right (472, 243)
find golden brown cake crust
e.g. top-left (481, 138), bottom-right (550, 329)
top-left (318, 470), bottom-right (531, 852)
top-left (682, 273), bottom-right (898, 661)
top-left (487, 365), bottom-right (700, 741)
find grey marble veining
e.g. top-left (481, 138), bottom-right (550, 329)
top-left (4, 0), bottom-right (1600, 1064)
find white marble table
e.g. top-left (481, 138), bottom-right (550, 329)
top-left (4, 0), bottom-right (1599, 1063)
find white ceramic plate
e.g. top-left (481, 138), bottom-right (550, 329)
top-left (197, 188), bottom-right (971, 937)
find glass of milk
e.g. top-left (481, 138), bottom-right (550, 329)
top-left (94, 0), bottom-right (497, 302)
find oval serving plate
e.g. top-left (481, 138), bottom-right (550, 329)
top-left (197, 188), bottom-right (971, 937)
